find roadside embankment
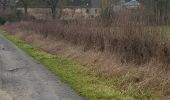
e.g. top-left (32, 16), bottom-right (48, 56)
top-left (0, 31), bottom-right (147, 100)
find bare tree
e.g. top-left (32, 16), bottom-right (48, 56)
top-left (100, 0), bottom-right (111, 15)
top-left (0, 0), bottom-right (8, 11)
top-left (18, 0), bottom-right (29, 16)
top-left (152, 0), bottom-right (169, 24)
top-left (140, 0), bottom-right (169, 24)
top-left (45, 0), bottom-right (60, 19)
top-left (99, 0), bottom-right (112, 26)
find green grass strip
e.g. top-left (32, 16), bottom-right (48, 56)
top-left (1, 31), bottom-right (156, 100)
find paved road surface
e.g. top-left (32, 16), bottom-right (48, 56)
top-left (0, 34), bottom-right (84, 100)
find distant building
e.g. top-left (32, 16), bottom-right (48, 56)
top-left (85, 0), bottom-right (141, 16)
top-left (113, 0), bottom-right (141, 12)
top-left (124, 0), bottom-right (140, 9)
top-left (84, 0), bottom-right (100, 17)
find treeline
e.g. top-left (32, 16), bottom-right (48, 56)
top-left (140, 0), bottom-right (170, 24)
top-left (0, 0), bottom-right (170, 24)
top-left (17, 0), bottom-right (91, 19)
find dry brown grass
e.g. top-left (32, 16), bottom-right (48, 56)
top-left (3, 10), bottom-right (170, 99)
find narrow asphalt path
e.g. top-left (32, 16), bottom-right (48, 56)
top-left (0, 34), bottom-right (84, 100)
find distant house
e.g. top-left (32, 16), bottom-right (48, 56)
top-left (84, 0), bottom-right (100, 17)
top-left (85, 0), bottom-right (141, 15)
top-left (113, 0), bottom-right (141, 12)
top-left (124, 0), bottom-right (140, 9)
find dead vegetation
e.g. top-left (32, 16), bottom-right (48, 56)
top-left (3, 10), bottom-right (170, 99)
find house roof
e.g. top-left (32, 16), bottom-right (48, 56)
top-left (124, 0), bottom-right (140, 8)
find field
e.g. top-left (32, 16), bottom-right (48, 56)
top-left (1, 9), bottom-right (170, 99)
top-left (1, 31), bottom-right (156, 100)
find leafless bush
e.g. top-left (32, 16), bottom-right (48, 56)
top-left (4, 10), bottom-right (170, 66)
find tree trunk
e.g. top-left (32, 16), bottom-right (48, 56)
top-left (164, 0), bottom-right (169, 24)
top-left (51, 8), bottom-right (56, 19)
top-left (2, 4), bottom-right (6, 11)
top-left (2, 0), bottom-right (7, 11)
top-left (24, 5), bottom-right (28, 16)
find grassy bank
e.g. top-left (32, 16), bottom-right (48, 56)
top-left (0, 31), bottom-right (156, 100)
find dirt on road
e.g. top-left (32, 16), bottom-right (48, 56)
top-left (0, 34), bottom-right (83, 100)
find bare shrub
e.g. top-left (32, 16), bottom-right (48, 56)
top-left (5, 10), bottom-right (169, 66)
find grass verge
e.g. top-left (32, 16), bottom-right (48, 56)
top-left (0, 31), bottom-right (156, 100)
